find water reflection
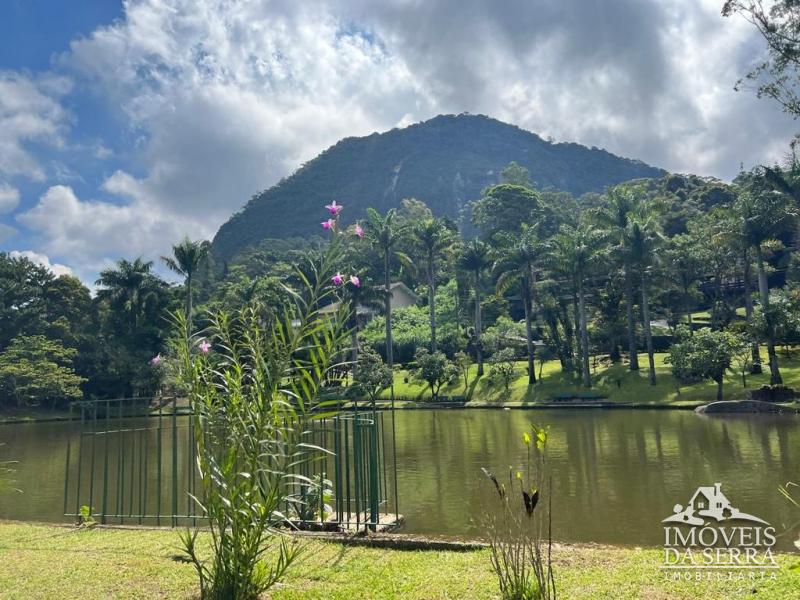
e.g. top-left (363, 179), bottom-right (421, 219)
top-left (1, 409), bottom-right (798, 549)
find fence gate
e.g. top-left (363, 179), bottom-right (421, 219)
top-left (63, 398), bottom-right (400, 531)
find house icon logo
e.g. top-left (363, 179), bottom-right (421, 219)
top-left (660, 482), bottom-right (778, 580)
top-left (662, 483), bottom-right (769, 527)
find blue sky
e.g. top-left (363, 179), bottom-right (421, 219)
top-left (0, 0), bottom-right (794, 284)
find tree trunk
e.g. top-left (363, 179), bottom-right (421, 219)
top-left (756, 246), bottom-right (782, 384)
top-left (641, 269), bottom-right (656, 386)
top-left (186, 273), bottom-right (193, 329)
top-left (716, 377), bottom-right (724, 401)
top-left (578, 276), bottom-right (591, 388)
top-left (523, 276), bottom-right (537, 386)
top-left (428, 254), bottom-right (437, 353)
top-left (742, 250), bottom-right (762, 374)
top-left (683, 283), bottom-right (693, 331)
top-left (572, 289), bottom-right (582, 375)
top-left (384, 251), bottom-right (393, 369)
top-left (624, 258), bottom-right (639, 371)
top-left (474, 270), bottom-right (484, 377)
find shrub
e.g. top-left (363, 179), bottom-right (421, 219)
top-left (489, 347), bottom-right (518, 392)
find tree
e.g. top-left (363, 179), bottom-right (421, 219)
top-left (454, 350), bottom-right (473, 390)
top-left (488, 347), bottom-right (518, 393)
top-left (459, 239), bottom-right (490, 376)
top-left (472, 184), bottom-right (544, 238)
top-left (365, 208), bottom-right (413, 372)
top-left (494, 224), bottom-right (544, 386)
top-left (667, 328), bottom-right (741, 401)
top-left (595, 188), bottom-right (642, 372)
top-left (412, 348), bottom-right (456, 400)
top-left (663, 234), bottom-right (703, 329)
top-left (0, 335), bottom-right (85, 408)
top-left (734, 188), bottom-right (795, 383)
top-left (628, 212), bottom-right (663, 385)
top-left (411, 218), bottom-right (455, 353)
top-left (550, 222), bottom-right (605, 388)
top-left (352, 346), bottom-right (393, 406)
top-left (723, 1), bottom-right (800, 116)
top-left (96, 257), bottom-right (164, 337)
top-left (338, 278), bottom-right (385, 364)
top-left (499, 161), bottom-right (534, 188)
top-left (161, 237), bottom-right (210, 326)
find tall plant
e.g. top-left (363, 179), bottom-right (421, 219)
top-left (173, 214), bottom-right (350, 599)
top-left (481, 424), bottom-right (555, 600)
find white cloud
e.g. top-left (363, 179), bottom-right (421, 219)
top-left (0, 72), bottom-right (71, 181)
top-left (0, 184), bottom-right (20, 214)
top-left (8, 250), bottom-right (73, 277)
top-left (62, 0), bottom-right (429, 229)
top-left (17, 183), bottom-right (210, 281)
top-left (8, 0), bottom-right (796, 281)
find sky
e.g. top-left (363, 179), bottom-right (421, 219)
top-left (0, 0), bottom-right (795, 284)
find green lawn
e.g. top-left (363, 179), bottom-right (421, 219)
top-left (381, 348), bottom-right (800, 406)
top-left (0, 521), bottom-right (797, 599)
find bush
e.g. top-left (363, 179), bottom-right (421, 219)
top-left (489, 348), bottom-right (518, 392)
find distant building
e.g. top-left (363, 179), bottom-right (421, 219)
top-left (318, 281), bottom-right (419, 320)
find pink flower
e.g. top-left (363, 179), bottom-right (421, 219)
top-left (354, 223), bottom-right (364, 238)
top-left (150, 354), bottom-right (163, 366)
top-left (332, 272), bottom-right (344, 286)
top-left (325, 201), bottom-right (342, 216)
top-left (350, 275), bottom-right (360, 287)
top-left (199, 339), bottom-right (211, 354)
top-left (321, 219), bottom-right (334, 230)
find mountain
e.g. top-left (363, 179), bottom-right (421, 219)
top-left (212, 114), bottom-right (666, 261)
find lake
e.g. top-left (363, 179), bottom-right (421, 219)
top-left (1, 409), bottom-right (798, 549)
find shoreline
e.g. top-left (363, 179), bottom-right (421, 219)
top-left (3, 399), bottom-right (800, 424)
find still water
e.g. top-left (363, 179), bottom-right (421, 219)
top-left (1, 409), bottom-right (798, 549)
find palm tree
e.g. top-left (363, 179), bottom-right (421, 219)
top-left (595, 188), bottom-right (640, 372)
top-left (459, 239), bottom-right (490, 376)
top-left (494, 224), bottom-right (543, 386)
top-left (627, 213), bottom-right (662, 386)
top-left (365, 208), bottom-right (412, 369)
top-left (95, 257), bottom-right (160, 335)
top-left (549, 222), bottom-right (605, 388)
top-left (161, 237), bottom-right (210, 326)
top-left (735, 188), bottom-right (795, 384)
top-left (411, 218), bottom-right (454, 353)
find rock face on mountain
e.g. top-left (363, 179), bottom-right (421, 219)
top-left (212, 113), bottom-right (665, 261)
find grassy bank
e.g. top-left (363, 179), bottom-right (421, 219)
top-left (380, 349), bottom-right (800, 406)
top-left (0, 521), bottom-right (798, 599)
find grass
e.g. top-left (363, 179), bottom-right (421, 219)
top-left (0, 521), bottom-right (798, 599)
top-left (381, 347), bottom-right (800, 407)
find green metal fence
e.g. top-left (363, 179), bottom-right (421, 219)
top-left (63, 398), bottom-right (398, 531)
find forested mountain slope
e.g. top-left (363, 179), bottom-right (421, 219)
top-left (212, 114), bottom-right (665, 261)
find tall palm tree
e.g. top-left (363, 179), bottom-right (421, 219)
top-left (494, 224), bottom-right (543, 386)
top-left (161, 237), bottom-right (210, 326)
top-left (595, 188), bottom-right (640, 372)
top-left (411, 218), bottom-right (454, 353)
top-left (627, 213), bottom-right (662, 386)
top-left (735, 188), bottom-right (795, 384)
top-left (365, 208), bottom-right (412, 369)
top-left (95, 257), bottom-right (160, 335)
top-left (459, 239), bottom-right (490, 376)
top-left (549, 222), bottom-right (605, 388)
